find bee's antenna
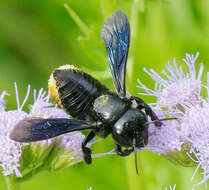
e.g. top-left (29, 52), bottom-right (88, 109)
top-left (144, 117), bottom-right (179, 126)
top-left (133, 138), bottom-right (139, 175)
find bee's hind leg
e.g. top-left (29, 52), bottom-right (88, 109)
top-left (82, 131), bottom-right (95, 164)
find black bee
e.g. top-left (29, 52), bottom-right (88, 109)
top-left (10, 10), bottom-right (165, 173)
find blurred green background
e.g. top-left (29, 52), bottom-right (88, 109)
top-left (0, 0), bottom-right (209, 189)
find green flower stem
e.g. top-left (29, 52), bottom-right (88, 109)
top-left (130, 0), bottom-right (140, 54)
top-left (4, 176), bottom-right (21, 190)
top-left (139, 0), bottom-right (144, 12)
top-left (16, 165), bottom-right (44, 183)
top-left (64, 4), bottom-right (90, 37)
top-left (126, 1), bottom-right (146, 189)
top-left (127, 0), bottom-right (140, 91)
top-left (125, 155), bottom-right (146, 190)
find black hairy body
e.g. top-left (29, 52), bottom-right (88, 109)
top-left (51, 65), bottom-right (108, 119)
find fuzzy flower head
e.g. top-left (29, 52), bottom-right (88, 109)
top-left (146, 107), bottom-right (194, 167)
top-left (48, 132), bottom-right (85, 171)
top-left (0, 84), bottom-right (30, 177)
top-left (137, 52), bottom-right (203, 110)
top-left (28, 88), bottom-right (69, 148)
top-left (0, 83), bottom-right (85, 179)
top-left (0, 110), bottom-right (27, 177)
top-left (0, 91), bottom-right (8, 111)
top-left (30, 88), bottom-right (69, 119)
top-left (147, 108), bottom-right (185, 154)
top-left (138, 53), bottom-right (209, 187)
top-left (182, 85), bottom-right (209, 187)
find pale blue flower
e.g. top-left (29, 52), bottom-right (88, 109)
top-left (0, 83), bottom-right (85, 178)
top-left (0, 84), bottom-right (29, 177)
top-left (137, 53), bottom-right (209, 187)
top-left (137, 52), bottom-right (203, 110)
top-left (147, 107), bottom-right (185, 154)
top-left (182, 75), bottom-right (209, 187)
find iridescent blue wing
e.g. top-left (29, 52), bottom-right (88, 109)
top-left (10, 118), bottom-right (94, 142)
top-left (101, 10), bottom-right (130, 97)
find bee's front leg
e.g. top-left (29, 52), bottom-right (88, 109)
top-left (130, 96), bottom-right (162, 127)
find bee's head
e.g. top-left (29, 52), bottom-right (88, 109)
top-left (112, 109), bottom-right (148, 149)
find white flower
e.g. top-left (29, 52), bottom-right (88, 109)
top-left (137, 53), bottom-right (209, 187)
top-left (58, 132), bottom-right (85, 159)
top-left (137, 52), bottom-right (203, 110)
top-left (29, 88), bottom-right (69, 147)
top-left (29, 88), bottom-right (69, 119)
top-left (148, 108), bottom-right (185, 154)
top-left (0, 84), bottom-right (29, 177)
top-left (0, 83), bottom-right (85, 178)
top-left (182, 79), bottom-right (209, 187)
top-left (48, 132), bottom-right (86, 171)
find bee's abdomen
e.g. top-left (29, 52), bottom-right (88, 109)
top-left (48, 65), bottom-right (108, 118)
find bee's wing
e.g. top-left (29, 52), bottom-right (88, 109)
top-left (101, 10), bottom-right (130, 97)
top-left (10, 117), bottom-right (95, 142)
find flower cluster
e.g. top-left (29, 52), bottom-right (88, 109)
top-left (137, 52), bottom-right (209, 187)
top-left (0, 83), bottom-right (85, 179)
